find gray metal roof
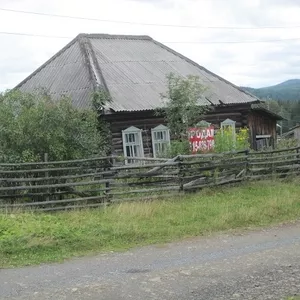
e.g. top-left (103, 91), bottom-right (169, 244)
top-left (16, 33), bottom-right (259, 111)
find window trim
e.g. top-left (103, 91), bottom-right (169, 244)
top-left (151, 124), bottom-right (171, 158)
top-left (122, 126), bottom-right (144, 163)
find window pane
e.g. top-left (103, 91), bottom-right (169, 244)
top-left (155, 143), bottom-right (160, 154)
top-left (126, 145), bottom-right (132, 157)
top-left (130, 133), bottom-right (136, 143)
top-left (125, 132), bottom-right (140, 144)
top-left (161, 143), bottom-right (167, 153)
top-left (154, 130), bottom-right (167, 141)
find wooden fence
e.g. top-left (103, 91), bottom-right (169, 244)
top-left (1, 146), bottom-right (300, 212)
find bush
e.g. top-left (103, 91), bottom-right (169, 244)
top-left (0, 90), bottom-right (109, 162)
top-left (214, 127), bottom-right (249, 153)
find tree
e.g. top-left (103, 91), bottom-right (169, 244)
top-left (0, 90), bottom-right (109, 162)
top-left (156, 73), bottom-right (208, 156)
top-left (159, 73), bottom-right (208, 139)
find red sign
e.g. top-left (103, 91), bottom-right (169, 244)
top-left (188, 126), bottom-right (215, 153)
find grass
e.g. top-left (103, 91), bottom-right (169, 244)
top-left (1, 180), bottom-right (300, 268)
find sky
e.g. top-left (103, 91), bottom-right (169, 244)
top-left (0, 0), bottom-right (300, 92)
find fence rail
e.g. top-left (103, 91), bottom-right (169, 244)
top-left (1, 147), bottom-right (300, 212)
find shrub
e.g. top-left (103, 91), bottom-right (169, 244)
top-left (0, 90), bottom-right (109, 162)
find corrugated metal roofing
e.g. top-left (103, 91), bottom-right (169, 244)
top-left (16, 33), bottom-right (259, 111)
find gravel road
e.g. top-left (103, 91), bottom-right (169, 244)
top-left (1, 222), bottom-right (300, 300)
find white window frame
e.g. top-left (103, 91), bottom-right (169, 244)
top-left (221, 118), bottom-right (236, 146)
top-left (122, 126), bottom-right (144, 164)
top-left (151, 124), bottom-right (171, 158)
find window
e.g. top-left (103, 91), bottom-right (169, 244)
top-left (122, 126), bottom-right (144, 163)
top-left (151, 125), bottom-right (170, 158)
top-left (221, 118), bottom-right (236, 146)
top-left (221, 119), bottom-right (236, 136)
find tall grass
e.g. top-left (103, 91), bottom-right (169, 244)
top-left (1, 180), bottom-right (300, 268)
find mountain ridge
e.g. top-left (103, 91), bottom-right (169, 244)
top-left (241, 79), bottom-right (300, 101)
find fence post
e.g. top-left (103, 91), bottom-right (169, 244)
top-left (178, 155), bottom-right (184, 193)
top-left (104, 157), bottom-right (113, 204)
top-left (245, 149), bottom-right (249, 180)
top-left (296, 148), bottom-right (300, 174)
top-left (44, 153), bottom-right (49, 202)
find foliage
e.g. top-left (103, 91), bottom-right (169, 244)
top-left (277, 138), bottom-right (299, 149)
top-left (164, 140), bottom-right (191, 157)
top-left (91, 89), bottom-right (112, 112)
top-left (158, 73), bottom-right (209, 141)
top-left (0, 90), bottom-right (108, 162)
top-left (1, 180), bottom-right (300, 267)
top-left (214, 127), bottom-right (250, 152)
top-left (242, 80), bottom-right (300, 133)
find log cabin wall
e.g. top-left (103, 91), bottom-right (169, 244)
top-left (103, 103), bottom-right (253, 157)
top-left (103, 111), bottom-right (165, 157)
top-left (247, 111), bottom-right (277, 150)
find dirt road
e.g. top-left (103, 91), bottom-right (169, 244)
top-left (1, 222), bottom-right (300, 300)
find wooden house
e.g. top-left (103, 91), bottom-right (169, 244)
top-left (15, 33), bottom-right (282, 158)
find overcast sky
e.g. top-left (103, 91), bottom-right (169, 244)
top-left (1, 0), bottom-right (300, 91)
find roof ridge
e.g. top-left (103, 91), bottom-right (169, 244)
top-left (79, 36), bottom-right (110, 93)
top-left (15, 35), bottom-right (81, 90)
top-left (151, 39), bottom-right (261, 103)
top-left (78, 33), bottom-right (153, 40)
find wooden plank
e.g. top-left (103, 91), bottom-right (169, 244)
top-left (0, 156), bottom-right (113, 167)
top-left (112, 161), bottom-right (178, 171)
top-left (0, 171), bottom-right (114, 183)
top-left (248, 152), bottom-right (298, 161)
top-left (0, 179), bottom-right (113, 192)
top-left (183, 178), bottom-right (243, 190)
top-left (0, 195), bottom-right (108, 208)
top-left (249, 158), bottom-right (299, 166)
top-left (111, 178), bottom-right (177, 187)
top-left (0, 166), bottom-right (97, 175)
top-left (179, 150), bottom-right (247, 159)
top-left (249, 146), bottom-right (300, 155)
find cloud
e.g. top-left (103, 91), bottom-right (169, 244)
top-left (0, 0), bottom-right (300, 91)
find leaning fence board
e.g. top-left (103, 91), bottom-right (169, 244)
top-left (183, 178), bottom-right (243, 190)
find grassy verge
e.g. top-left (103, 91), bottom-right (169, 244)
top-left (1, 180), bottom-right (300, 268)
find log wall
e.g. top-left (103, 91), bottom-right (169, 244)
top-left (103, 104), bottom-right (278, 156)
